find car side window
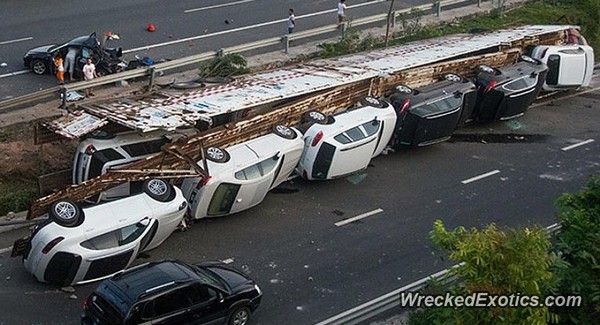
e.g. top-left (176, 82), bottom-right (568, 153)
top-left (80, 221), bottom-right (149, 250)
top-left (145, 288), bottom-right (191, 318)
top-left (188, 284), bottom-right (218, 305)
top-left (502, 75), bottom-right (537, 91)
top-left (360, 120), bottom-right (380, 137)
top-left (345, 126), bottom-right (366, 142)
top-left (234, 155), bottom-right (279, 180)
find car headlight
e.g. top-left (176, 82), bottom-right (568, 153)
top-left (178, 201), bottom-right (187, 211)
top-left (254, 284), bottom-right (262, 295)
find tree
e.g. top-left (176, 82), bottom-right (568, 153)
top-left (410, 220), bottom-right (560, 324)
top-left (552, 176), bottom-right (600, 324)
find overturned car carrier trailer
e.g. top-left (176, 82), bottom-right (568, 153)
top-left (28, 25), bottom-right (580, 219)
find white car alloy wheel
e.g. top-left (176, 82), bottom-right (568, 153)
top-left (479, 65), bottom-right (496, 74)
top-left (147, 179), bottom-right (168, 196)
top-left (363, 97), bottom-right (380, 106)
top-left (520, 55), bottom-right (537, 64)
top-left (444, 74), bottom-right (462, 82)
top-left (275, 125), bottom-right (292, 137)
top-left (308, 111), bottom-right (326, 122)
top-left (53, 201), bottom-right (77, 221)
top-left (207, 147), bottom-right (225, 160)
top-left (395, 85), bottom-right (412, 94)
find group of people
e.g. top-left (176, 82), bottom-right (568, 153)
top-left (287, 0), bottom-right (347, 34)
top-left (52, 48), bottom-right (98, 96)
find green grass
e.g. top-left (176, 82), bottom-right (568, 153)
top-left (0, 176), bottom-right (37, 216)
top-left (319, 0), bottom-right (600, 60)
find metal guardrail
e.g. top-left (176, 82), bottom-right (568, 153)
top-left (315, 223), bottom-right (563, 325)
top-left (0, 0), bottom-right (494, 111)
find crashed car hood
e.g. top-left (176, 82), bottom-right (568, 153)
top-left (25, 45), bottom-right (54, 55)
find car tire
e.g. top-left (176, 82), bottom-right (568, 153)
top-left (31, 60), bottom-right (48, 75)
top-left (302, 111), bottom-right (327, 125)
top-left (478, 65), bottom-right (497, 75)
top-left (205, 146), bottom-right (230, 163)
top-left (143, 179), bottom-right (175, 202)
top-left (49, 200), bottom-right (84, 227)
top-left (443, 73), bottom-right (463, 83)
top-left (359, 96), bottom-right (387, 108)
top-left (394, 85), bottom-right (413, 94)
top-left (227, 306), bottom-right (251, 325)
top-left (273, 125), bottom-right (297, 139)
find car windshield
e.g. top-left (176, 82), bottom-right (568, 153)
top-left (191, 265), bottom-right (228, 292)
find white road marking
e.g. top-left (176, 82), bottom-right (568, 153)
top-left (335, 208), bottom-right (383, 227)
top-left (185, 0), bottom-right (256, 13)
top-left (125, 0), bottom-right (388, 54)
top-left (0, 70), bottom-right (30, 79)
top-left (561, 139), bottom-right (594, 151)
top-left (0, 246), bottom-right (13, 255)
top-left (0, 37), bottom-right (33, 45)
top-left (461, 170), bottom-right (500, 184)
top-left (222, 258), bottom-right (234, 264)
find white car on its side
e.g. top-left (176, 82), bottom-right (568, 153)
top-left (529, 29), bottom-right (594, 91)
top-left (181, 124), bottom-right (304, 219)
top-left (12, 179), bottom-right (187, 286)
top-left (295, 97), bottom-right (397, 180)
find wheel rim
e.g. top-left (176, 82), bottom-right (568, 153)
top-left (395, 85), bottom-right (411, 93)
top-left (521, 55), bottom-right (536, 64)
top-left (309, 111), bottom-right (325, 121)
top-left (444, 74), bottom-right (461, 82)
top-left (54, 202), bottom-right (77, 220)
top-left (32, 62), bottom-right (46, 74)
top-left (232, 310), bottom-right (249, 325)
top-left (480, 65), bottom-right (495, 74)
top-left (207, 147), bottom-right (224, 160)
top-left (147, 179), bottom-right (168, 196)
top-left (275, 125), bottom-right (292, 137)
top-left (363, 97), bottom-right (380, 106)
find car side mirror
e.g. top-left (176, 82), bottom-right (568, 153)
top-left (137, 218), bottom-right (150, 227)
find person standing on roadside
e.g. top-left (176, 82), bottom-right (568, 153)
top-left (64, 47), bottom-right (78, 81)
top-left (53, 56), bottom-right (64, 85)
top-left (82, 58), bottom-right (98, 97)
top-left (337, 0), bottom-right (347, 24)
top-left (288, 8), bottom-right (296, 34)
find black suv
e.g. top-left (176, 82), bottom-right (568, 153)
top-left (387, 73), bottom-right (477, 147)
top-left (81, 260), bottom-right (262, 325)
top-left (473, 56), bottom-right (548, 123)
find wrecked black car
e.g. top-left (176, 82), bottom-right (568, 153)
top-left (387, 73), bottom-right (477, 147)
top-left (23, 32), bottom-right (125, 78)
top-left (473, 56), bottom-right (548, 123)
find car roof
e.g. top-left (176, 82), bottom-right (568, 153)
top-left (101, 260), bottom-right (198, 302)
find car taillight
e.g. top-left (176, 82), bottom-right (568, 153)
top-left (42, 237), bottom-right (64, 254)
top-left (82, 296), bottom-right (90, 311)
top-left (84, 144), bottom-right (96, 155)
top-left (196, 176), bottom-right (212, 189)
top-left (311, 131), bottom-right (323, 147)
top-left (483, 81), bottom-right (497, 94)
top-left (398, 99), bottom-right (411, 115)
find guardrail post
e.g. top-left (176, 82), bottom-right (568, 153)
top-left (283, 35), bottom-right (290, 54)
top-left (60, 87), bottom-right (67, 109)
top-left (217, 48), bottom-right (224, 57)
top-left (435, 1), bottom-right (441, 17)
top-left (341, 22), bottom-right (348, 39)
top-left (148, 67), bottom-right (156, 91)
top-left (391, 11), bottom-right (396, 27)
top-left (477, 0), bottom-right (482, 7)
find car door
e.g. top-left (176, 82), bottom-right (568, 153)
top-left (328, 121), bottom-right (380, 178)
top-left (79, 218), bottom-right (157, 282)
top-left (229, 155), bottom-right (282, 213)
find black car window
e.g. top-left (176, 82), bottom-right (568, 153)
top-left (412, 95), bottom-right (461, 116)
top-left (361, 120), bottom-right (380, 137)
top-left (502, 75), bottom-right (537, 91)
top-left (122, 138), bottom-right (169, 158)
top-left (207, 183), bottom-right (241, 216)
top-left (145, 288), bottom-right (192, 318)
top-left (188, 284), bottom-right (217, 305)
top-left (89, 149), bottom-right (125, 179)
top-left (235, 155), bottom-right (279, 180)
top-left (334, 133), bottom-right (352, 144)
top-left (345, 126), bottom-right (366, 142)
